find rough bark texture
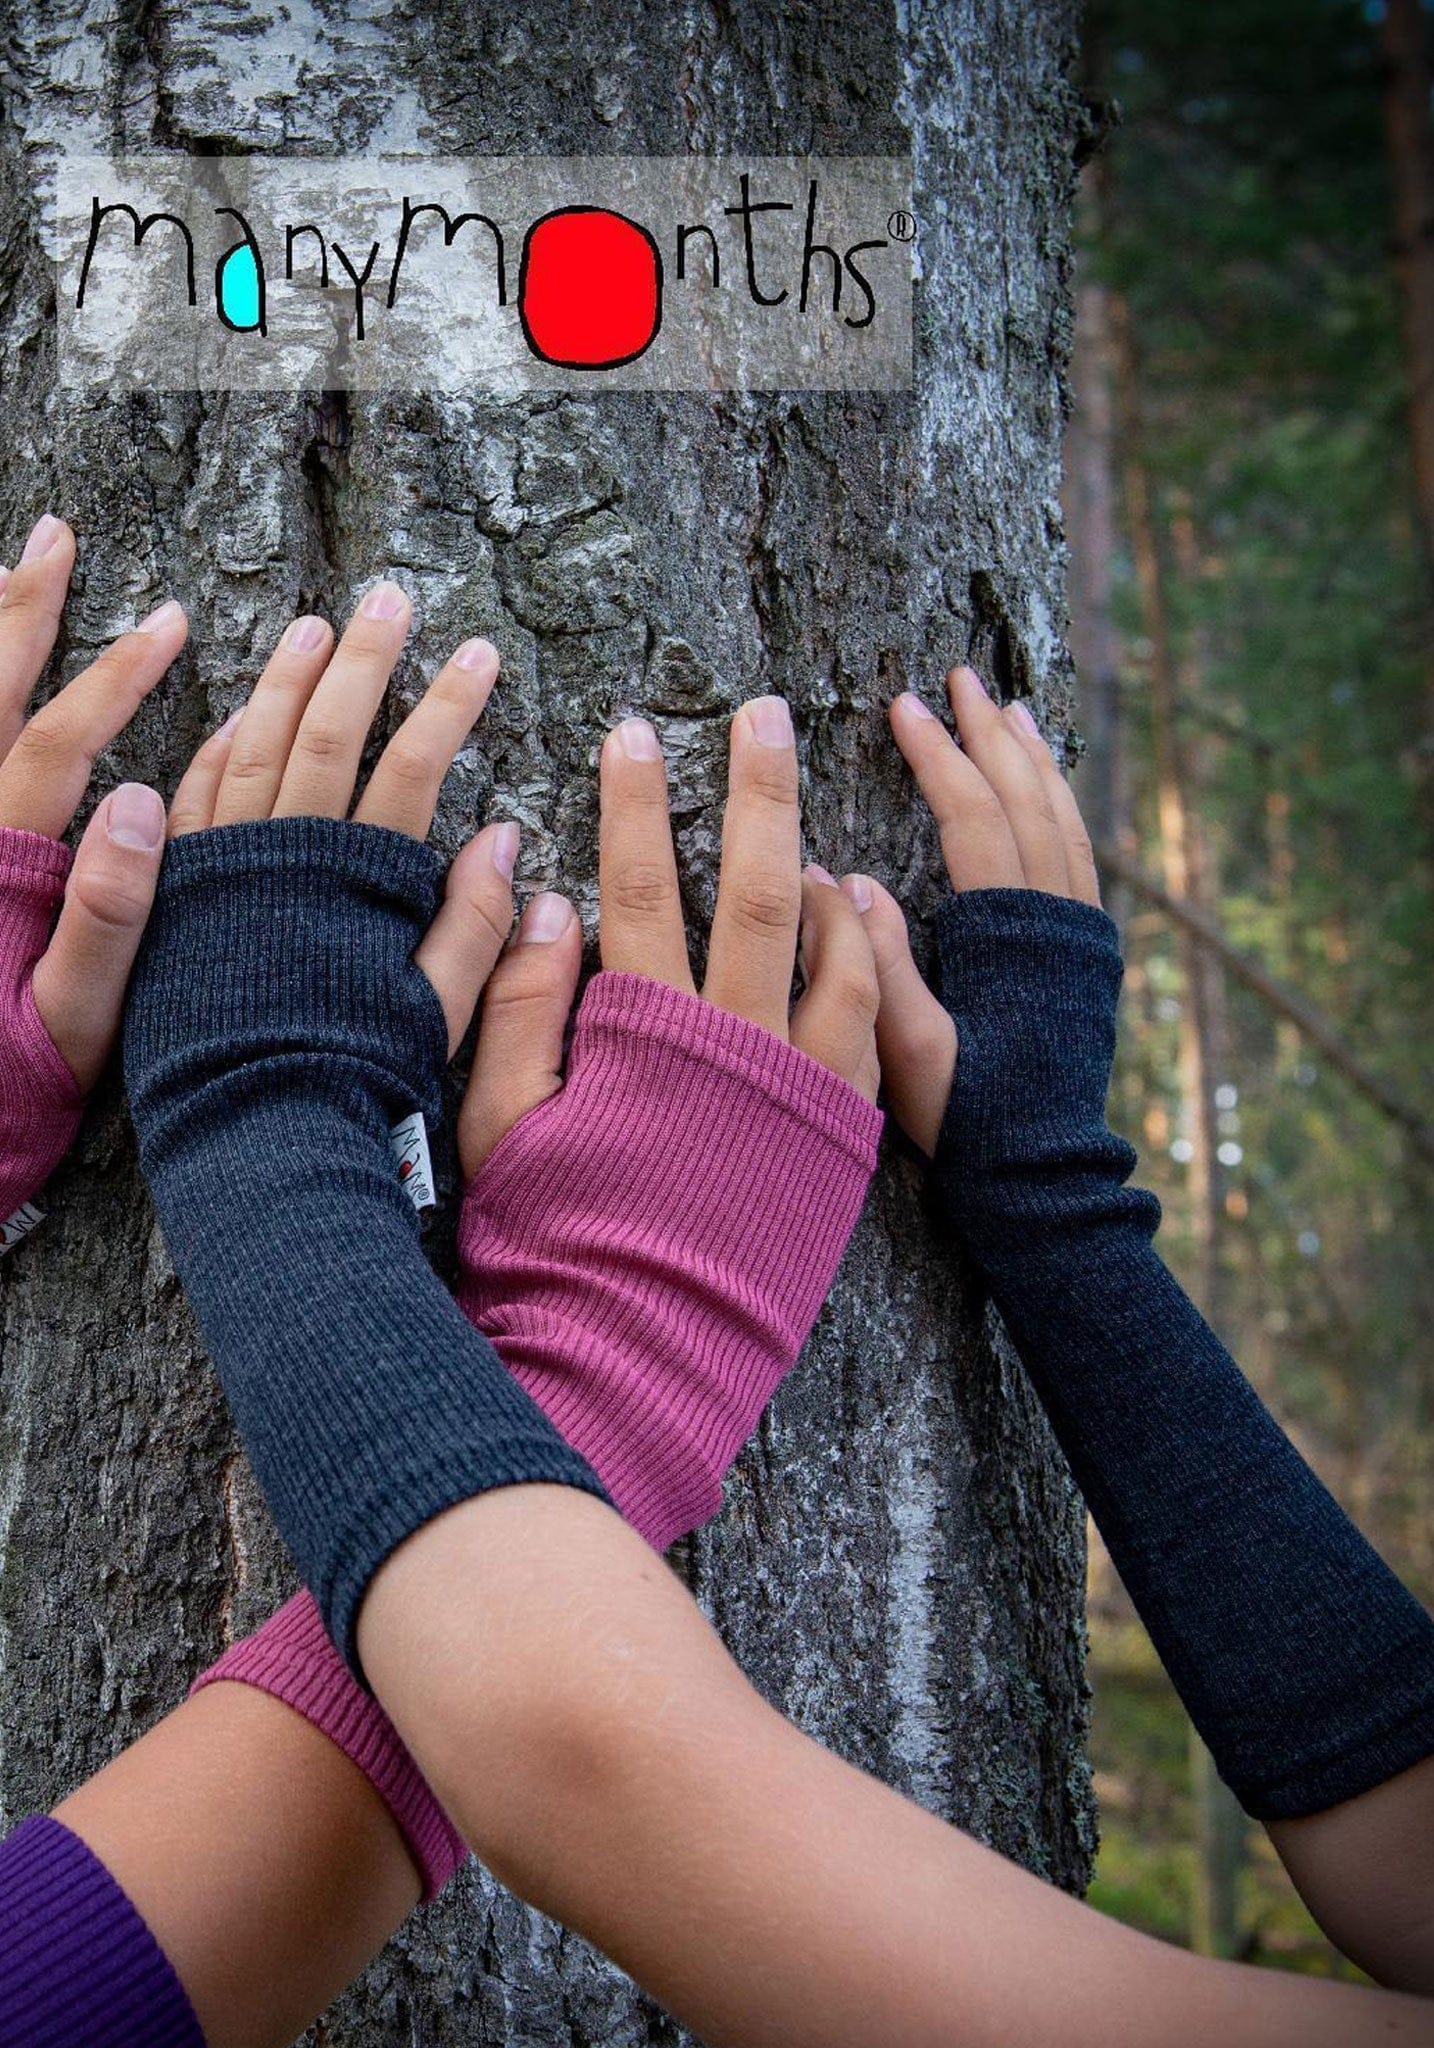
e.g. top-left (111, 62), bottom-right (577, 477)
top-left (0, 5), bottom-right (1094, 2041)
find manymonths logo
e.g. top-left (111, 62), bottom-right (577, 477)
top-left (56, 157), bottom-right (914, 391)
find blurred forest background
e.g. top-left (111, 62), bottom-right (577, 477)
top-left (1068, 0), bottom-right (1434, 1976)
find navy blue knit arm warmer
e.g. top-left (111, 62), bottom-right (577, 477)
top-left (123, 817), bottom-right (607, 1673)
top-left (932, 887), bottom-right (1434, 1821)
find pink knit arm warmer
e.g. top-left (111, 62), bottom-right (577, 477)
top-left (190, 1592), bottom-right (467, 1898)
top-left (457, 971), bottom-right (883, 1550)
top-left (0, 828), bottom-right (82, 1236)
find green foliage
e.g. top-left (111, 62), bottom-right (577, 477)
top-left (1081, 0), bottom-right (1434, 1970)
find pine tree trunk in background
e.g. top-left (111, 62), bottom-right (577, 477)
top-left (1066, 159), bottom-right (1132, 927)
top-left (0, 4), bottom-right (1093, 2040)
top-left (1110, 294), bottom-right (1247, 1963)
top-left (1379, 0), bottom-right (1434, 869)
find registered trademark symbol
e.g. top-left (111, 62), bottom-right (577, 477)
top-left (887, 210), bottom-right (917, 243)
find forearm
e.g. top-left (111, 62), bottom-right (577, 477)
top-left (931, 887), bottom-right (1434, 1983)
top-left (359, 1488), bottom-right (1434, 2048)
top-left (123, 817), bottom-right (604, 1668)
top-left (54, 1683), bottom-right (419, 2048)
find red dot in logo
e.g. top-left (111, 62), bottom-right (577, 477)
top-left (519, 208), bottom-right (663, 370)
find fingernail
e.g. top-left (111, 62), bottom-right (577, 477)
top-left (360, 581), bottom-right (408, 621)
top-left (105, 782), bottom-right (165, 851)
top-left (745, 696), bottom-right (792, 747)
top-left (0, 566), bottom-right (10, 596)
top-left (285, 614), bottom-right (328, 652)
top-left (452, 636), bottom-right (498, 673)
top-left (21, 514), bottom-right (63, 564)
top-left (617, 716), bottom-right (661, 760)
top-left (1009, 700), bottom-right (1040, 737)
top-left (216, 707), bottom-right (244, 740)
top-left (842, 873), bottom-right (874, 912)
top-left (137, 598), bottom-right (183, 634)
top-left (806, 862), bottom-right (837, 887)
top-left (899, 691), bottom-right (935, 719)
top-left (520, 892), bottom-right (574, 943)
top-left (957, 666), bottom-right (989, 697)
top-left (489, 820), bottom-right (519, 878)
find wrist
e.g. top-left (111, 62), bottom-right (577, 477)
top-left (0, 827), bottom-right (83, 1225)
top-left (191, 1593), bottom-right (467, 1897)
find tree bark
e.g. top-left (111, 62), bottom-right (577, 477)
top-left (0, 5), bottom-right (1093, 2041)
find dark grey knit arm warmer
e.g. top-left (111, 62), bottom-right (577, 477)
top-left (123, 817), bottom-right (607, 1673)
top-left (932, 886), bottom-right (1434, 1820)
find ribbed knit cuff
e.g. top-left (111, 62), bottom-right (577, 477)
top-left (0, 1816), bottom-right (203, 2047)
top-left (126, 814), bottom-right (611, 1674)
top-left (0, 828), bottom-right (82, 1224)
top-left (190, 1592), bottom-right (468, 1897)
top-left (124, 817), bottom-right (449, 1131)
top-left (934, 888), bottom-right (1127, 1181)
top-left (458, 971), bottom-right (882, 1550)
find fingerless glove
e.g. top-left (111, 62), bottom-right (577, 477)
top-left (0, 828), bottom-right (82, 1232)
top-left (191, 1591), bottom-right (466, 1897)
top-left (932, 887), bottom-right (1434, 1819)
top-left (457, 971), bottom-right (883, 1551)
top-left (124, 817), bottom-right (606, 1672)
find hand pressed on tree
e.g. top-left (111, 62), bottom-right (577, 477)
top-left (453, 698), bottom-right (884, 1550)
top-left (838, 663), bottom-right (1100, 1155)
top-left (0, 513), bottom-right (187, 1226)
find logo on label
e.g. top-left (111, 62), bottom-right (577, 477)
top-left (390, 1111), bottom-right (436, 1212)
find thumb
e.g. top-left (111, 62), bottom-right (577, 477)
top-left (458, 893), bottom-right (582, 1181)
top-left (841, 873), bottom-right (957, 1158)
top-left (31, 783), bottom-right (166, 1093)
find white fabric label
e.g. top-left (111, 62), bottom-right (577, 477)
top-left (0, 1200), bottom-right (45, 1257)
top-left (390, 1111), bottom-right (436, 1212)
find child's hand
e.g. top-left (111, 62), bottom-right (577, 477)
top-left (458, 699), bottom-right (880, 1176)
top-left (453, 701), bottom-right (884, 1553)
top-left (0, 515), bottom-right (185, 1224)
top-left (165, 584), bottom-right (516, 1045)
top-left (840, 665), bottom-right (1101, 1156)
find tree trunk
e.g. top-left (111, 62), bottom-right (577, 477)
top-left (0, 5), bottom-right (1093, 2041)
top-left (1110, 296), bottom-right (1247, 1961)
top-left (1379, 0), bottom-right (1434, 866)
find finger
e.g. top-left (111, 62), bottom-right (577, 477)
top-left (354, 637), bottom-right (499, 839)
top-left (168, 708), bottom-right (244, 838)
top-left (1002, 703), bottom-right (1102, 907)
top-left (270, 581), bottom-right (412, 820)
top-left (0, 599), bottom-right (188, 838)
top-left (788, 866), bottom-right (880, 1096)
top-left (30, 783), bottom-right (167, 1094)
top-left (702, 697), bottom-right (802, 1036)
top-left (597, 717), bottom-right (693, 990)
top-left (843, 872), bottom-right (957, 1158)
top-left (942, 667), bottom-right (1069, 894)
top-left (458, 892), bottom-right (582, 1181)
top-left (0, 514), bottom-right (77, 761)
top-left (413, 821), bottom-right (519, 1056)
top-left (888, 689), bottom-right (1025, 893)
top-left (210, 614), bottom-right (334, 827)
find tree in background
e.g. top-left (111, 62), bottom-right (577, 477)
top-left (1074, 0), bottom-right (1434, 1976)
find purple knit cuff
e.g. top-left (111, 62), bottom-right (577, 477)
top-left (190, 1591), bottom-right (467, 1898)
top-left (0, 1814), bottom-right (203, 2047)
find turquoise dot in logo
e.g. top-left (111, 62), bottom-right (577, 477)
top-left (218, 243), bottom-right (261, 331)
